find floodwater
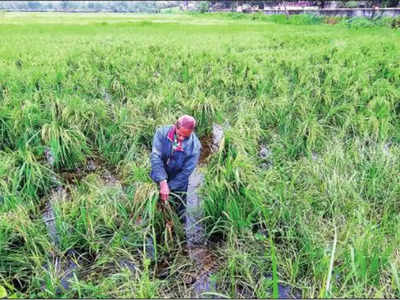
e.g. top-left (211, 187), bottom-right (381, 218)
top-left (184, 123), bottom-right (226, 297)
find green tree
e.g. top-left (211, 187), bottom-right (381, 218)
top-left (382, 0), bottom-right (399, 7)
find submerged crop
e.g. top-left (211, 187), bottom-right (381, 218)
top-left (0, 12), bottom-right (399, 298)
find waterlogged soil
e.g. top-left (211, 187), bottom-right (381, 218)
top-left (42, 186), bottom-right (67, 246)
top-left (58, 157), bottom-right (120, 186)
top-left (199, 134), bottom-right (213, 165)
top-left (40, 152), bottom-right (123, 294)
top-left (182, 124), bottom-right (225, 297)
top-left (37, 124), bottom-right (298, 298)
top-left (185, 168), bottom-right (206, 248)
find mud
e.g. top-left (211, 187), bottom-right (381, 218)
top-left (193, 272), bottom-right (217, 298)
top-left (199, 134), bottom-right (213, 165)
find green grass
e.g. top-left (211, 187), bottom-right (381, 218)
top-left (0, 12), bottom-right (400, 298)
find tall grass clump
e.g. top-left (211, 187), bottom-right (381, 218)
top-left (0, 206), bottom-right (50, 296)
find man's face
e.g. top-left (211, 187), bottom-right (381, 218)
top-left (176, 126), bottom-right (192, 142)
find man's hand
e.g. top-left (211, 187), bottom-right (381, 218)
top-left (159, 180), bottom-right (170, 202)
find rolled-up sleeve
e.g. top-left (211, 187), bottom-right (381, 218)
top-left (150, 129), bottom-right (167, 183)
top-left (168, 150), bottom-right (200, 191)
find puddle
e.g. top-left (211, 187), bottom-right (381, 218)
top-left (58, 157), bottom-right (120, 187)
top-left (184, 123), bottom-right (225, 297)
top-left (311, 151), bottom-right (319, 161)
top-left (278, 283), bottom-right (302, 299)
top-left (59, 258), bottom-right (78, 292)
top-left (263, 274), bottom-right (302, 299)
top-left (42, 149), bottom-right (68, 248)
top-left (259, 144), bottom-right (272, 160)
top-left (41, 148), bottom-right (79, 294)
top-left (211, 123), bottom-right (224, 153)
top-left (186, 168), bottom-right (206, 248)
top-left (101, 87), bottom-right (112, 103)
top-left (118, 259), bottom-right (138, 275)
top-left (42, 254), bottom-right (79, 295)
top-left (383, 142), bottom-right (394, 158)
top-left (42, 198), bottom-right (59, 246)
top-left (193, 272), bottom-right (216, 298)
top-left (259, 144), bottom-right (272, 169)
top-left (44, 147), bottom-right (55, 167)
top-left (156, 259), bottom-right (170, 279)
top-left (145, 236), bottom-right (156, 261)
top-left (40, 150), bottom-right (127, 294)
top-left (103, 168), bottom-right (120, 187)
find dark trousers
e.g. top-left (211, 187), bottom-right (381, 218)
top-left (169, 190), bottom-right (187, 222)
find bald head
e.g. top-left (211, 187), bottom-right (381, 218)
top-left (176, 115), bottom-right (196, 130)
top-left (175, 115), bottom-right (196, 142)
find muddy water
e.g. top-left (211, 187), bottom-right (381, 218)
top-left (263, 274), bottom-right (302, 299)
top-left (41, 148), bottom-right (79, 293)
top-left (259, 144), bottom-right (273, 169)
top-left (42, 186), bottom-right (66, 247)
top-left (211, 124), bottom-right (224, 153)
top-left (185, 168), bottom-right (206, 248)
top-left (193, 272), bottom-right (216, 298)
top-left (184, 123), bottom-right (227, 298)
top-left (41, 153), bottom-right (133, 293)
top-left (118, 259), bottom-right (138, 275)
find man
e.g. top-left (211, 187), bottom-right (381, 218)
top-left (150, 115), bottom-right (201, 220)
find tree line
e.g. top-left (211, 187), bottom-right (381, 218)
top-left (0, 1), bottom-right (180, 13)
top-left (0, 1), bottom-right (399, 13)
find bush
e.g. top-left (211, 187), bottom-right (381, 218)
top-left (340, 17), bottom-right (375, 28)
top-left (261, 14), bottom-right (324, 25)
top-left (339, 16), bottom-right (398, 29)
top-left (373, 16), bottom-right (394, 27)
top-left (392, 16), bottom-right (400, 28)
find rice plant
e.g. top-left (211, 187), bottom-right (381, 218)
top-left (0, 11), bottom-right (399, 298)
